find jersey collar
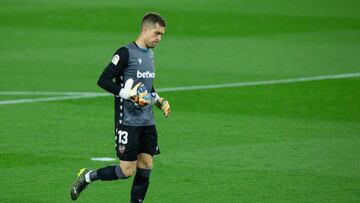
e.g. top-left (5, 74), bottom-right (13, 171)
top-left (133, 42), bottom-right (149, 52)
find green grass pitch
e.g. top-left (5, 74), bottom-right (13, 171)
top-left (1, 0), bottom-right (360, 202)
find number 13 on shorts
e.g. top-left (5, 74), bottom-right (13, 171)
top-left (117, 130), bottom-right (128, 144)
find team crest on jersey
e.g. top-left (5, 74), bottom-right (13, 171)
top-left (112, 54), bottom-right (120, 65)
top-left (118, 145), bottom-right (125, 154)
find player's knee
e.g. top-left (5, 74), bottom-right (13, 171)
top-left (119, 164), bottom-right (136, 177)
top-left (137, 160), bottom-right (153, 169)
top-left (123, 168), bottom-right (135, 177)
top-left (137, 153), bottom-right (153, 169)
top-left (122, 167), bottom-right (135, 177)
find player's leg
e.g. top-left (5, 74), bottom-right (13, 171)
top-left (70, 125), bottom-right (140, 201)
top-left (130, 125), bottom-right (159, 203)
top-left (86, 160), bottom-right (136, 182)
top-left (137, 153), bottom-right (153, 168)
top-left (130, 153), bottom-right (153, 203)
top-left (70, 162), bottom-right (136, 201)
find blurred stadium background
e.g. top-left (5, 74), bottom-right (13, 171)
top-left (0, 0), bottom-right (359, 202)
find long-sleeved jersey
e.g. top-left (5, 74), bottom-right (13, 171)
top-left (97, 42), bottom-right (156, 126)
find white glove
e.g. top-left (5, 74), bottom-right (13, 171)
top-left (119, 78), bottom-right (142, 99)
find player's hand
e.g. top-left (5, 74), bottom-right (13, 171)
top-left (155, 97), bottom-right (170, 118)
top-left (130, 84), bottom-right (152, 107)
top-left (119, 78), bottom-right (142, 100)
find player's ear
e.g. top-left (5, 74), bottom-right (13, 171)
top-left (142, 25), bottom-right (149, 33)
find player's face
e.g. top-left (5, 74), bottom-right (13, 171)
top-left (144, 23), bottom-right (165, 48)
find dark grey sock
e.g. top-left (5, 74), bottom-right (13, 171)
top-left (91, 165), bottom-right (129, 181)
top-left (89, 170), bottom-right (98, 181)
top-left (130, 168), bottom-right (151, 203)
top-left (115, 165), bottom-right (127, 179)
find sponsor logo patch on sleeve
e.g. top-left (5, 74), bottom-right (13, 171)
top-left (111, 54), bottom-right (120, 65)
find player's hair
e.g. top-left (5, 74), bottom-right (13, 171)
top-left (141, 12), bottom-right (166, 28)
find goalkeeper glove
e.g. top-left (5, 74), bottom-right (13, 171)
top-left (119, 78), bottom-right (142, 100)
top-left (130, 84), bottom-right (152, 107)
top-left (153, 93), bottom-right (170, 118)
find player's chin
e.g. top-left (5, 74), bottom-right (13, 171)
top-left (150, 42), bottom-right (159, 48)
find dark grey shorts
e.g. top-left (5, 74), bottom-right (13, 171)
top-left (115, 124), bottom-right (160, 161)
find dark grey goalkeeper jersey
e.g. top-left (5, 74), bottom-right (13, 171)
top-left (97, 42), bottom-right (156, 126)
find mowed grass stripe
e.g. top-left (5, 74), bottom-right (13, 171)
top-left (1, 6), bottom-right (360, 37)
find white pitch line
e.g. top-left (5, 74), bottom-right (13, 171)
top-left (0, 94), bottom-right (107, 105)
top-left (157, 72), bottom-right (360, 92)
top-left (0, 72), bottom-right (359, 106)
top-left (0, 91), bottom-right (107, 96)
top-left (91, 157), bottom-right (116, 162)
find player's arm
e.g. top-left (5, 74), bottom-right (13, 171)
top-left (97, 47), bottom-right (128, 95)
top-left (152, 86), bottom-right (170, 118)
top-left (97, 48), bottom-right (142, 100)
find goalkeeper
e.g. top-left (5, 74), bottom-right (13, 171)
top-left (69, 12), bottom-right (170, 203)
